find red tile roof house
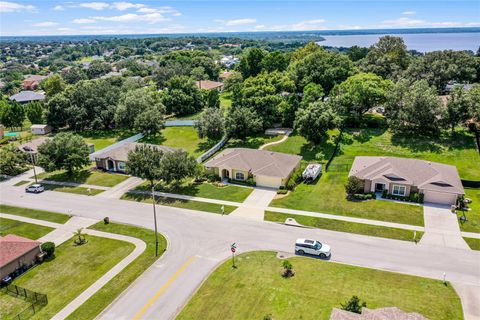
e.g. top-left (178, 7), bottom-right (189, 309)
top-left (22, 75), bottom-right (48, 90)
top-left (349, 156), bottom-right (464, 206)
top-left (196, 80), bottom-right (224, 91)
top-left (0, 235), bottom-right (41, 278)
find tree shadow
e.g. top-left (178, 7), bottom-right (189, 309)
top-left (41, 169), bottom-right (92, 185)
top-left (196, 139), bottom-right (218, 153)
top-left (390, 130), bottom-right (476, 154)
top-left (343, 127), bottom-right (387, 145)
top-left (140, 134), bottom-right (166, 145)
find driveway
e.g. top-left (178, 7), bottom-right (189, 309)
top-left (230, 187), bottom-right (277, 221)
top-left (420, 203), bottom-right (470, 250)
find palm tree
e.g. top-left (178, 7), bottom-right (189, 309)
top-left (73, 228), bottom-right (86, 245)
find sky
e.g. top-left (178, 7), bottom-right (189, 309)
top-left (0, 0), bottom-right (479, 36)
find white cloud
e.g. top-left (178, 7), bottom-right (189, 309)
top-left (0, 1), bottom-right (35, 13)
top-left (94, 12), bottom-right (167, 23)
top-left (33, 21), bottom-right (59, 27)
top-left (73, 18), bottom-right (96, 24)
top-left (402, 11), bottom-right (416, 15)
top-left (216, 18), bottom-right (256, 26)
top-left (137, 7), bottom-right (156, 13)
top-left (111, 2), bottom-right (145, 11)
top-left (53, 5), bottom-right (64, 11)
top-left (79, 2), bottom-right (109, 10)
top-left (336, 24), bottom-right (362, 30)
top-left (57, 27), bottom-right (73, 32)
top-left (290, 19), bottom-right (326, 30)
top-left (253, 25), bottom-right (266, 30)
top-left (380, 17), bottom-right (480, 28)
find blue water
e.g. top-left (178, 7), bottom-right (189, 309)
top-left (318, 32), bottom-right (480, 52)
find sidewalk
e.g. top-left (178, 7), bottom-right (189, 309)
top-left (96, 177), bottom-right (143, 199)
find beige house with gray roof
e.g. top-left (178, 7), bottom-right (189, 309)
top-left (204, 148), bottom-right (302, 188)
top-left (349, 156), bottom-right (464, 205)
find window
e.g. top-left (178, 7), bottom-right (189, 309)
top-left (235, 172), bottom-right (245, 180)
top-left (118, 161), bottom-right (126, 171)
top-left (392, 185), bottom-right (406, 196)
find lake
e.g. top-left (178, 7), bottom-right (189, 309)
top-left (318, 32), bottom-right (480, 52)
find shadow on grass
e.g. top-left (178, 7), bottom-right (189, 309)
top-left (40, 170), bottom-right (92, 185)
top-left (140, 134), bottom-right (167, 145)
top-left (196, 139), bottom-right (218, 154)
top-left (226, 134), bottom-right (274, 149)
top-left (125, 192), bottom-right (191, 206)
top-left (391, 130), bottom-right (476, 154)
top-left (79, 129), bottom-right (133, 141)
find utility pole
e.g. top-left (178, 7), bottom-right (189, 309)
top-left (30, 152), bottom-right (38, 183)
top-left (151, 183), bottom-right (159, 256)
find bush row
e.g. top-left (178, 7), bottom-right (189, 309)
top-left (381, 189), bottom-right (424, 203)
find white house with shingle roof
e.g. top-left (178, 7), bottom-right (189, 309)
top-left (349, 156), bottom-right (464, 205)
top-left (204, 148), bottom-right (302, 188)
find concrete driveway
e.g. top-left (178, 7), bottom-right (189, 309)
top-left (420, 203), bottom-right (470, 249)
top-left (230, 187), bottom-right (277, 220)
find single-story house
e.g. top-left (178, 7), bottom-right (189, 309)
top-left (196, 80), bottom-right (224, 91)
top-left (219, 71), bottom-right (235, 81)
top-left (204, 148), bottom-right (302, 188)
top-left (22, 75), bottom-right (48, 90)
top-left (349, 156), bottom-right (464, 205)
top-left (31, 124), bottom-right (51, 135)
top-left (9, 91), bottom-right (45, 104)
top-left (0, 235), bottom-right (41, 278)
top-left (330, 307), bottom-right (426, 320)
top-left (94, 142), bottom-right (176, 173)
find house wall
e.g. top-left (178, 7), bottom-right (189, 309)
top-left (364, 180), bottom-right (372, 193)
top-left (0, 247), bottom-right (40, 278)
top-left (232, 169), bottom-right (248, 181)
top-left (387, 183), bottom-right (411, 196)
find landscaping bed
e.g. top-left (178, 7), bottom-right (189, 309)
top-left (0, 205), bottom-right (70, 224)
top-left (458, 188), bottom-right (480, 233)
top-left (265, 211), bottom-right (422, 241)
top-left (177, 251), bottom-right (462, 320)
top-left (0, 217), bottom-right (53, 239)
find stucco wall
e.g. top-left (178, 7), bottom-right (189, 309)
top-left (0, 247), bottom-right (40, 278)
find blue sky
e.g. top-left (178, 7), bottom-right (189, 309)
top-left (0, 0), bottom-right (479, 36)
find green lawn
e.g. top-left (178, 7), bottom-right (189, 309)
top-left (178, 251), bottom-right (462, 320)
top-left (220, 92), bottom-right (232, 112)
top-left (0, 205), bottom-right (70, 223)
top-left (0, 291), bottom-right (32, 320)
top-left (79, 130), bottom-right (132, 151)
top-left (140, 126), bottom-right (215, 158)
top-left (265, 211), bottom-right (423, 242)
top-left (0, 236), bottom-right (134, 320)
top-left (122, 192), bottom-right (237, 214)
top-left (66, 222), bottom-right (167, 320)
top-left (0, 217), bottom-right (53, 239)
top-left (36, 168), bottom-right (129, 187)
top-left (41, 183), bottom-right (105, 196)
top-left (135, 181), bottom-right (252, 202)
top-left (223, 134), bottom-right (284, 150)
top-left (464, 237), bottom-right (480, 250)
top-left (13, 180), bottom-right (30, 186)
top-left (459, 188), bottom-right (480, 233)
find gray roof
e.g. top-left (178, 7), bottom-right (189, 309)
top-left (349, 156), bottom-right (464, 194)
top-left (19, 137), bottom-right (49, 153)
top-left (204, 148), bottom-right (302, 179)
top-left (9, 91), bottom-right (45, 103)
top-left (94, 142), bottom-right (176, 162)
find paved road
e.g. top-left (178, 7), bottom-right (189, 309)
top-left (1, 184), bottom-right (479, 320)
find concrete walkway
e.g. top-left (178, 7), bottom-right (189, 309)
top-left (453, 282), bottom-right (480, 320)
top-left (0, 213), bottom-right (146, 320)
top-left (230, 188), bottom-right (277, 221)
top-left (1, 167), bottom-right (45, 187)
top-left (259, 133), bottom-right (290, 150)
top-left (39, 216), bottom-right (99, 246)
top-left (96, 177), bottom-right (144, 199)
top-left (420, 203), bottom-right (470, 249)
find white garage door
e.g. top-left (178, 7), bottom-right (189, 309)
top-left (255, 175), bottom-right (282, 188)
top-left (423, 191), bottom-right (457, 205)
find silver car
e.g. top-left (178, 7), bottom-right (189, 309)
top-left (25, 184), bottom-right (44, 193)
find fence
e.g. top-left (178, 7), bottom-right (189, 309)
top-left (196, 136), bottom-right (229, 163)
top-left (4, 284), bottom-right (48, 320)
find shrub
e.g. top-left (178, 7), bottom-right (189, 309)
top-left (286, 178), bottom-right (296, 191)
top-left (341, 295), bottom-right (366, 314)
top-left (281, 260), bottom-right (294, 278)
top-left (381, 189), bottom-right (388, 198)
top-left (263, 314), bottom-right (273, 320)
top-left (351, 192), bottom-right (375, 201)
top-left (103, 217), bottom-right (110, 224)
top-left (345, 176), bottom-right (363, 195)
top-left (246, 177), bottom-right (256, 186)
top-left (41, 242), bottom-right (55, 258)
top-left (277, 189), bottom-right (288, 195)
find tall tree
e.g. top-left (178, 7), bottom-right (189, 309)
top-left (40, 74), bottom-right (66, 97)
top-left (134, 106), bottom-right (165, 136)
top-left (161, 76), bottom-right (203, 115)
top-left (158, 150), bottom-right (197, 185)
top-left (446, 86), bottom-right (471, 133)
top-left (262, 51), bottom-right (289, 72)
top-left (25, 101), bottom-right (44, 124)
top-left (0, 100), bottom-right (24, 129)
top-left (239, 48), bottom-right (267, 78)
top-left (294, 101), bottom-right (339, 144)
top-left (0, 144), bottom-right (29, 176)
top-left (116, 87), bottom-right (165, 130)
top-left (195, 107), bottom-right (225, 140)
top-left (203, 89), bottom-right (220, 109)
top-left (225, 107), bottom-right (263, 140)
top-left (127, 145), bottom-right (164, 186)
top-left (360, 36), bottom-right (409, 79)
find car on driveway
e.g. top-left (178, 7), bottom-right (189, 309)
top-left (25, 184), bottom-right (44, 193)
top-left (295, 238), bottom-right (331, 258)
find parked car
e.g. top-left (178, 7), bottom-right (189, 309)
top-left (25, 184), bottom-right (44, 193)
top-left (295, 238), bottom-right (331, 258)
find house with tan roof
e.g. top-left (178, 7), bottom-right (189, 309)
top-left (204, 148), bottom-right (302, 188)
top-left (349, 156), bottom-right (464, 205)
top-left (22, 74), bottom-right (48, 90)
top-left (0, 235), bottom-right (41, 278)
top-left (196, 80), bottom-right (224, 91)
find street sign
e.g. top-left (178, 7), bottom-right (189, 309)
top-left (231, 242), bottom-right (237, 249)
top-left (231, 247), bottom-right (236, 253)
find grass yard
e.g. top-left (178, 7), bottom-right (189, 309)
top-left (41, 183), bottom-right (105, 196)
top-left (220, 92), bottom-right (232, 112)
top-left (464, 237), bottom-right (480, 251)
top-left (177, 251), bottom-right (462, 320)
top-left (265, 211), bottom-right (423, 242)
top-left (0, 205), bottom-right (70, 223)
top-left (0, 291), bottom-right (32, 320)
top-left (79, 130), bottom-right (132, 151)
top-left (0, 217), bottom-right (52, 239)
top-left (13, 180), bottom-right (30, 186)
top-left (66, 222), bottom-right (167, 320)
top-left (140, 126), bottom-right (215, 158)
top-left (122, 192), bottom-right (237, 214)
top-left (135, 181), bottom-right (252, 202)
top-left (458, 188), bottom-right (480, 233)
top-left (0, 235), bottom-right (134, 320)
top-left (224, 134), bottom-right (284, 150)
top-left (169, 111), bottom-right (202, 120)
top-left (36, 168), bottom-right (129, 187)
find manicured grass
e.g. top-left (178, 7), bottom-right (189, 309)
top-left (458, 188), bottom-right (480, 233)
top-left (170, 112), bottom-right (202, 120)
top-left (140, 126), bottom-right (215, 158)
top-left (464, 237), bottom-right (480, 250)
top-left (0, 204), bottom-right (70, 223)
top-left (223, 134), bottom-right (284, 150)
top-left (265, 211), bottom-right (423, 242)
top-left (220, 92), bottom-right (232, 112)
top-left (79, 129), bottom-right (132, 151)
top-left (272, 172), bottom-right (424, 226)
top-left (177, 251), bottom-right (463, 320)
top-left (36, 168), bottom-right (129, 187)
top-left (122, 192), bottom-right (237, 214)
top-left (66, 222), bottom-right (167, 320)
top-left (135, 181), bottom-right (252, 202)
top-left (0, 291), bottom-right (32, 320)
top-left (41, 183), bottom-right (105, 196)
top-left (1, 236), bottom-right (134, 320)
top-left (13, 180), bottom-right (30, 186)
top-left (0, 217), bottom-right (53, 239)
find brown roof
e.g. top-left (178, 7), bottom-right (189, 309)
top-left (94, 142), bottom-right (176, 162)
top-left (196, 80), bottom-right (224, 90)
top-left (349, 156), bottom-right (464, 194)
top-left (0, 235), bottom-right (41, 267)
top-left (19, 137), bottom-right (49, 153)
top-left (219, 71), bottom-right (235, 80)
top-left (330, 307), bottom-right (428, 320)
top-left (205, 148), bottom-right (302, 179)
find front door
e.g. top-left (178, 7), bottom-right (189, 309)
top-left (375, 183), bottom-right (385, 192)
top-left (107, 159), bottom-right (115, 171)
top-left (222, 169), bottom-right (229, 179)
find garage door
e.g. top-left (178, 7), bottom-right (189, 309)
top-left (423, 190), bottom-right (457, 205)
top-left (255, 175), bottom-right (282, 188)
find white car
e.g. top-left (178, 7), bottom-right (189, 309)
top-left (25, 184), bottom-right (44, 193)
top-left (295, 238), bottom-right (331, 258)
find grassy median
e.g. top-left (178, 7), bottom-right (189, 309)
top-left (0, 205), bottom-right (70, 223)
